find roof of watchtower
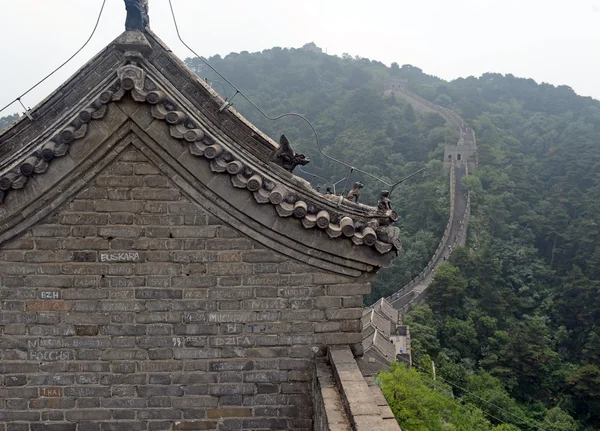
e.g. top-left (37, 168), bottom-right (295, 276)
top-left (0, 8), bottom-right (401, 276)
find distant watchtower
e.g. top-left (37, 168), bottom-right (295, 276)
top-left (300, 42), bottom-right (323, 54)
top-left (381, 78), bottom-right (408, 96)
top-left (443, 124), bottom-right (479, 172)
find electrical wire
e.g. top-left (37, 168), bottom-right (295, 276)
top-left (207, 79), bottom-right (230, 100)
top-left (0, 0), bottom-right (108, 116)
top-left (297, 166), bottom-right (328, 185)
top-left (403, 359), bottom-right (547, 431)
top-left (434, 373), bottom-right (546, 431)
top-left (168, 0), bottom-right (422, 193)
top-left (393, 356), bottom-right (525, 429)
top-left (423, 375), bottom-right (523, 430)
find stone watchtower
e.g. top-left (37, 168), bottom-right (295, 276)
top-left (0, 4), bottom-right (401, 430)
top-left (380, 78), bottom-right (408, 96)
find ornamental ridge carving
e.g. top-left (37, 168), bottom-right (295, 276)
top-left (0, 64), bottom-right (401, 255)
top-left (271, 134), bottom-right (309, 173)
top-left (0, 98), bottom-right (109, 202)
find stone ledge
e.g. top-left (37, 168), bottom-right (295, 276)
top-left (313, 360), bottom-right (351, 431)
top-left (328, 346), bottom-right (401, 431)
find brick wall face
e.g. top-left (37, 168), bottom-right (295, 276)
top-left (0, 147), bottom-right (367, 430)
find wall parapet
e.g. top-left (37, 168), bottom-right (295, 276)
top-left (313, 360), bottom-right (352, 431)
top-left (384, 79), bottom-right (477, 315)
top-left (388, 162), bottom-right (456, 306)
top-left (326, 347), bottom-right (401, 431)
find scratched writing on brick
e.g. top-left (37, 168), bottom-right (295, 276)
top-left (40, 387), bottom-right (62, 397)
top-left (28, 350), bottom-right (72, 361)
top-left (172, 336), bottom-right (207, 347)
top-left (212, 336), bottom-right (252, 347)
top-left (99, 252), bottom-right (140, 262)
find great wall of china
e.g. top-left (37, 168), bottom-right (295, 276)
top-left (381, 79), bottom-right (478, 315)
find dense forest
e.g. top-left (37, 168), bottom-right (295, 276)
top-left (2, 42), bottom-right (600, 430)
top-left (191, 46), bottom-right (600, 431)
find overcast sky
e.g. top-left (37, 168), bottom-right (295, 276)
top-left (1, 0), bottom-right (599, 116)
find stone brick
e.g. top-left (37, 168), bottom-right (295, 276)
top-left (77, 398), bottom-right (100, 408)
top-left (244, 371), bottom-right (288, 383)
top-left (121, 149), bottom-right (147, 161)
top-left (174, 348), bottom-right (220, 359)
top-left (182, 239), bottom-right (207, 250)
top-left (95, 199), bottom-right (145, 213)
top-left (95, 175), bottom-right (144, 188)
top-left (325, 308), bottom-right (363, 320)
top-left (100, 398), bottom-right (147, 408)
top-left (98, 226), bottom-right (143, 238)
top-left (206, 383), bottom-right (255, 396)
top-left (243, 274), bottom-right (289, 286)
top-left (172, 422), bottom-right (218, 431)
top-left (137, 409), bottom-right (181, 420)
top-left (147, 324), bottom-right (173, 335)
top-left (107, 161), bottom-right (134, 175)
top-left (242, 418), bottom-right (287, 429)
top-left (342, 295), bottom-right (364, 307)
top-left (205, 238), bottom-right (252, 251)
top-left (326, 283), bottom-right (370, 295)
top-left (315, 296), bottom-right (342, 309)
top-left (134, 162), bottom-right (160, 175)
top-left (134, 263), bottom-right (180, 276)
top-left (24, 250), bottom-right (72, 263)
top-left (206, 408), bottom-right (252, 418)
top-left (109, 213), bottom-right (134, 224)
top-left (135, 288), bottom-right (183, 299)
top-left (30, 425), bottom-right (76, 431)
top-left (172, 397), bottom-right (219, 408)
top-left (71, 225), bottom-right (97, 237)
top-left (30, 398), bottom-right (75, 409)
top-left (217, 276), bottom-right (242, 287)
top-left (113, 410), bottom-right (136, 420)
top-left (139, 361), bottom-right (183, 372)
top-left (315, 321), bottom-right (341, 333)
top-left (148, 398), bottom-right (171, 408)
top-left (63, 238), bottom-right (109, 250)
top-left (60, 212), bottom-right (109, 225)
top-left (2, 236), bottom-right (34, 249)
top-left (26, 301), bottom-right (73, 311)
top-left (0, 411), bottom-right (40, 421)
top-left (31, 375), bottom-right (73, 386)
top-left (31, 225), bottom-right (71, 237)
top-left (131, 188), bottom-right (180, 201)
top-left (63, 387), bottom-right (111, 397)
top-left (100, 424), bottom-right (147, 431)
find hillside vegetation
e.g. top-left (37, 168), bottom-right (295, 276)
top-left (189, 47), bottom-right (600, 430)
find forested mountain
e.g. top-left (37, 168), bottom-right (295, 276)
top-left (2, 43), bottom-right (600, 430)
top-left (190, 47), bottom-right (600, 431)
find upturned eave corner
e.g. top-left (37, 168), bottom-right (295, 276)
top-left (0, 27), bottom-right (401, 273)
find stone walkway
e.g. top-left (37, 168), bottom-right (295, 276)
top-left (386, 88), bottom-right (474, 314)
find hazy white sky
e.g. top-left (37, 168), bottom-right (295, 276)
top-left (1, 0), bottom-right (599, 116)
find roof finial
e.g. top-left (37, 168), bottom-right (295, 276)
top-left (124, 0), bottom-right (150, 31)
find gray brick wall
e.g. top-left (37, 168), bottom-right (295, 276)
top-left (0, 147), bottom-right (368, 430)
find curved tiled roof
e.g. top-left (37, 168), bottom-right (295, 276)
top-left (0, 30), bottom-right (402, 272)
